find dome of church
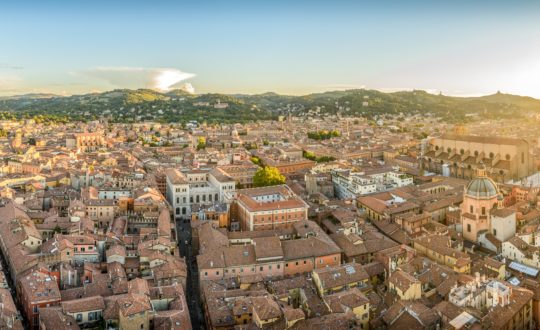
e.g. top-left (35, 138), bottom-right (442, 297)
top-left (466, 177), bottom-right (498, 198)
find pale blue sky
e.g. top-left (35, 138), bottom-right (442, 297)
top-left (1, 0), bottom-right (540, 97)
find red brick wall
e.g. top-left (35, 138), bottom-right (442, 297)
top-left (239, 207), bottom-right (306, 231)
top-left (284, 258), bottom-right (315, 276)
top-left (314, 254), bottom-right (341, 268)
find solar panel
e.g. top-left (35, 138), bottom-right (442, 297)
top-left (509, 261), bottom-right (539, 277)
top-left (508, 277), bottom-right (521, 286)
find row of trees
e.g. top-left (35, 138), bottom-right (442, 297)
top-left (303, 150), bottom-right (336, 163)
top-left (307, 130), bottom-right (341, 140)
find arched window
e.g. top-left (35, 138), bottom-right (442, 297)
top-left (182, 207), bottom-right (186, 215)
top-left (460, 149), bottom-right (465, 155)
top-left (505, 154), bottom-right (511, 161)
top-left (196, 195), bottom-right (200, 203)
top-left (215, 193), bottom-right (219, 201)
top-left (474, 150), bottom-right (479, 156)
top-left (435, 145), bottom-right (439, 151)
top-left (489, 152), bottom-right (494, 159)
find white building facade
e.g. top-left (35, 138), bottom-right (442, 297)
top-left (166, 168), bottom-right (235, 219)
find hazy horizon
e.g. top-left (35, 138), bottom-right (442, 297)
top-left (2, 86), bottom-right (536, 100)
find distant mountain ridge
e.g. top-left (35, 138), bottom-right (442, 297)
top-left (0, 88), bottom-right (539, 123)
top-left (0, 93), bottom-right (60, 100)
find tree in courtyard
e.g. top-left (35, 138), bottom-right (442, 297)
top-left (253, 166), bottom-right (286, 187)
top-left (196, 137), bottom-right (206, 150)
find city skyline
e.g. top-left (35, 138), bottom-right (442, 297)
top-left (1, 0), bottom-right (540, 98)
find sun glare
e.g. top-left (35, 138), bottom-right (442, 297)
top-left (154, 70), bottom-right (195, 91)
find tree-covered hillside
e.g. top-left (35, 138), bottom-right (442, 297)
top-left (0, 88), bottom-right (538, 123)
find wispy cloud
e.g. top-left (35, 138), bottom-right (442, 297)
top-left (78, 67), bottom-right (195, 92)
top-left (319, 84), bottom-right (367, 91)
top-left (0, 64), bottom-right (24, 70)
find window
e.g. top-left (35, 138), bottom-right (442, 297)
top-left (467, 224), bottom-right (471, 232)
top-left (76, 314), bottom-right (83, 322)
top-left (33, 306), bottom-right (38, 313)
top-left (259, 266), bottom-right (263, 271)
top-left (481, 207), bottom-right (486, 215)
top-left (470, 205), bottom-right (473, 213)
top-left (493, 229), bottom-right (497, 236)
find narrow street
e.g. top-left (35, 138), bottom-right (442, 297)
top-left (0, 248), bottom-right (28, 329)
top-left (177, 218), bottom-right (206, 330)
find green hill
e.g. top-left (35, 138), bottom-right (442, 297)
top-left (0, 88), bottom-right (538, 124)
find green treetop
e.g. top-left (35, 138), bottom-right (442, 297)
top-left (253, 166), bottom-right (286, 187)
